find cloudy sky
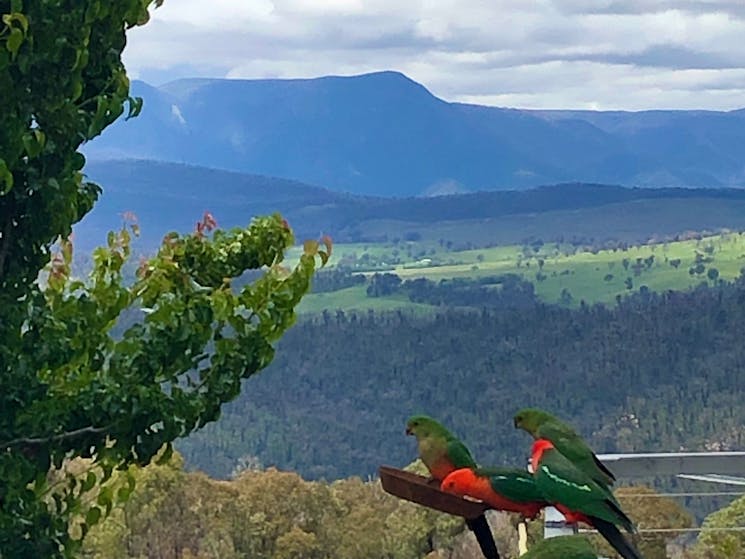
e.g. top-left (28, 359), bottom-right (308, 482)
top-left (123, 0), bottom-right (745, 110)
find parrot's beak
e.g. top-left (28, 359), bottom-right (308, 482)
top-left (405, 427), bottom-right (412, 435)
top-left (513, 418), bottom-right (519, 428)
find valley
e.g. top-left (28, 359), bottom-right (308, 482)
top-left (295, 232), bottom-right (745, 311)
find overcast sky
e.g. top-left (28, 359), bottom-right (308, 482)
top-left (123, 0), bottom-right (745, 110)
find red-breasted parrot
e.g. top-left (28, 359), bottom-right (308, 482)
top-left (440, 467), bottom-right (547, 520)
top-left (405, 415), bottom-right (499, 559)
top-left (521, 535), bottom-right (597, 558)
top-left (531, 439), bottom-right (644, 559)
top-left (514, 407), bottom-right (616, 489)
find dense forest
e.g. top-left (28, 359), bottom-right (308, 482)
top-left (179, 274), bottom-right (745, 483)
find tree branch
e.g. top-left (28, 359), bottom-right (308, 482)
top-left (0, 212), bottom-right (13, 281)
top-left (1, 425), bottom-right (110, 449)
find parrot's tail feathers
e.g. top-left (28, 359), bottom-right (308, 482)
top-left (606, 498), bottom-right (636, 534)
top-left (593, 517), bottom-right (645, 559)
top-left (465, 515), bottom-right (501, 559)
top-left (593, 452), bottom-right (617, 483)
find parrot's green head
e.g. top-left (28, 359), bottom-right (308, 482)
top-left (405, 415), bottom-right (452, 441)
top-left (513, 408), bottom-right (556, 437)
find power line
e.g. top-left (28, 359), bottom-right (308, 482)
top-left (580, 527), bottom-right (745, 534)
top-left (618, 491), bottom-right (745, 498)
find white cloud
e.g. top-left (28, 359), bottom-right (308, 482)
top-left (122, 0), bottom-right (745, 110)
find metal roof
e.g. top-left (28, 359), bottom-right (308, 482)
top-left (597, 451), bottom-right (745, 477)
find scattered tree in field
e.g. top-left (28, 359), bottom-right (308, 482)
top-left (708, 268), bottom-right (720, 282)
top-left (560, 288), bottom-right (573, 305)
top-left (367, 273), bottom-right (402, 297)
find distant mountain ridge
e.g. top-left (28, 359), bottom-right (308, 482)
top-left (84, 71), bottom-right (745, 197)
top-left (77, 159), bottom-right (745, 252)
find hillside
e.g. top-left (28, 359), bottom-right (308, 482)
top-left (77, 159), bottom-right (745, 251)
top-left (83, 71), bottom-right (745, 196)
top-left (178, 278), bottom-right (745, 480)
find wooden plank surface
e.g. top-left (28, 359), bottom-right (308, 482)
top-left (379, 465), bottom-right (489, 519)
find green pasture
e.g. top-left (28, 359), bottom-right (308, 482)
top-left (296, 232), bottom-right (745, 311)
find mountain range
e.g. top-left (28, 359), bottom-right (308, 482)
top-left (77, 159), bottom-right (745, 253)
top-left (84, 71), bottom-right (745, 196)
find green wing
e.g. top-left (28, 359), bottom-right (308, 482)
top-left (445, 438), bottom-right (478, 469)
top-left (535, 449), bottom-right (631, 530)
top-left (475, 467), bottom-right (546, 504)
top-left (521, 535), bottom-right (596, 559)
top-left (536, 420), bottom-right (616, 488)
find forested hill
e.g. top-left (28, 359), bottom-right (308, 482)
top-left (78, 159), bottom-right (745, 251)
top-left (179, 276), bottom-right (745, 480)
top-left (84, 71), bottom-right (745, 196)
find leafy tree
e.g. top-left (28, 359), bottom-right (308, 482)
top-left (590, 486), bottom-right (694, 559)
top-left (694, 495), bottom-right (745, 558)
top-left (0, 2), bottom-right (327, 556)
top-left (84, 456), bottom-right (464, 559)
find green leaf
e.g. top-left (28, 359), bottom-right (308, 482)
top-left (22, 131), bottom-right (43, 158)
top-left (71, 152), bottom-right (86, 171)
top-left (155, 442), bottom-right (174, 465)
top-left (97, 486), bottom-right (114, 514)
top-left (81, 471), bottom-right (97, 493)
top-left (85, 506), bottom-right (101, 527)
top-left (6, 27), bottom-right (23, 57)
top-left (0, 159), bottom-right (12, 194)
top-left (126, 96), bottom-right (143, 120)
top-left (2, 12), bottom-right (29, 33)
top-left (116, 485), bottom-right (132, 503)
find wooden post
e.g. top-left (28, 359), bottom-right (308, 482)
top-left (517, 521), bottom-right (528, 556)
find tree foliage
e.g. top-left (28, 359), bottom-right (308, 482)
top-left (590, 486), bottom-right (694, 559)
top-left (693, 495), bottom-right (745, 558)
top-left (82, 453), bottom-right (464, 559)
top-left (0, 2), bottom-right (326, 556)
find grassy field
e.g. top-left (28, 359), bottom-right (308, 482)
top-left (296, 285), bottom-right (436, 314)
top-left (295, 232), bottom-right (745, 312)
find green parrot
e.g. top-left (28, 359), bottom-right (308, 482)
top-left (405, 415), bottom-right (499, 559)
top-left (513, 407), bottom-right (616, 489)
top-left (521, 535), bottom-right (597, 559)
top-left (405, 414), bottom-right (477, 480)
top-left (532, 439), bottom-right (643, 559)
